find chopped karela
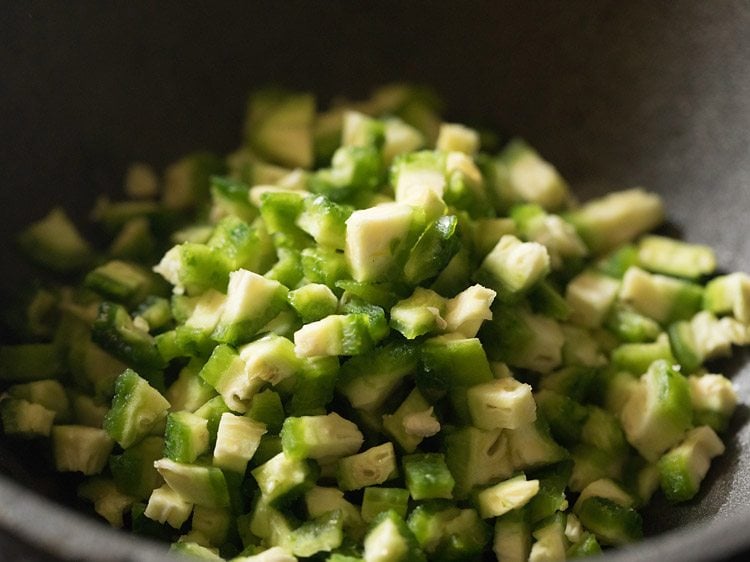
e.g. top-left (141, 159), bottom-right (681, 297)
top-left (2, 84), bottom-right (747, 562)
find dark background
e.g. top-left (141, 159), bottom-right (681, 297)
top-left (1, 1), bottom-right (749, 560)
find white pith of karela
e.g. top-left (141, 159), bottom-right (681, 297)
top-left (2, 83), bottom-right (748, 562)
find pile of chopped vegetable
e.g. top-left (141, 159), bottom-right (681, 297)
top-left (1, 84), bottom-right (748, 562)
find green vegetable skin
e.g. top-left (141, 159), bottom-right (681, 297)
top-left (1, 83), bottom-right (747, 562)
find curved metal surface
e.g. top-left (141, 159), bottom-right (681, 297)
top-left (1, 1), bottom-right (748, 560)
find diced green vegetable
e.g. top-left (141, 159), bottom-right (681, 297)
top-left (281, 412), bottom-right (363, 460)
top-left (703, 272), bottom-right (750, 323)
top-left (444, 426), bottom-right (514, 499)
top-left (467, 377), bottom-right (536, 431)
top-left (418, 335), bottom-right (494, 393)
top-left (619, 266), bottom-right (703, 325)
top-left (572, 478), bottom-right (634, 514)
top-left (568, 443), bottom-right (625, 493)
top-left (560, 324), bottom-right (606, 368)
top-left (689, 311), bottom-right (750, 363)
top-left (295, 194), bottom-right (352, 250)
top-left (201, 336), bottom-right (299, 413)
top-left (251, 451), bottom-right (318, 507)
top-left (497, 139), bottom-right (570, 211)
top-left (535, 389), bottom-right (589, 447)
top-left (444, 284), bottom-right (496, 338)
top-left (476, 474), bottom-right (540, 519)
top-left (164, 411), bottom-right (210, 463)
top-left (52, 425), bottom-right (114, 475)
top-left (526, 461), bottom-right (573, 524)
top-left (134, 296), bottom-right (173, 334)
top-left (493, 509), bottom-right (532, 562)
top-left (382, 388), bottom-right (439, 453)
top-left (658, 426), bottom-right (725, 502)
top-left (337, 342), bottom-right (417, 413)
top-left (6, 379), bottom-right (70, 423)
top-left (337, 443), bottom-right (398, 491)
top-left (198, 345), bottom-right (257, 414)
top-left (191, 505), bottom-right (231, 547)
top-left (110, 435), bottom-right (164, 499)
top-left (619, 360), bottom-right (693, 461)
top-left (104, 369), bottom-right (170, 448)
top-left (436, 123), bottom-right (480, 154)
top-left (92, 302), bottom-right (165, 374)
top-left (145, 484), bottom-right (193, 529)
top-left (637, 235), bottom-right (716, 280)
top-left (18, 207), bottom-right (92, 272)
top-left (566, 532), bottom-right (602, 558)
top-left (391, 150), bottom-right (446, 209)
top-left (3, 84), bottom-right (748, 561)
top-left (538, 366), bottom-right (596, 403)
top-left (363, 510), bottom-right (425, 562)
top-left (580, 408), bottom-right (627, 455)
top-left (480, 306), bottom-right (565, 374)
top-left (130, 502), bottom-right (172, 541)
top-left (0, 398), bottom-right (56, 438)
top-left (611, 333), bottom-right (675, 375)
top-left (565, 270), bottom-right (620, 328)
top-left (403, 453), bottom-right (455, 500)
top-left (245, 89), bottom-right (315, 169)
top-left (165, 360), bottom-right (215, 414)
top-left (596, 244), bottom-right (639, 279)
top-left (245, 389), bottom-right (284, 434)
top-left (153, 243), bottom-right (231, 296)
top-left (605, 303), bottom-right (662, 343)
top-left (390, 288), bottom-right (447, 340)
top-left (409, 503), bottom-right (490, 561)
top-left (292, 307), bottom-right (387, 357)
top-left (506, 419), bottom-right (568, 472)
top-left (78, 478), bottom-right (136, 529)
top-left (528, 512), bottom-right (567, 562)
top-left (688, 373), bottom-right (738, 432)
top-left (530, 280), bottom-right (572, 322)
top-left (566, 188), bottom-right (664, 254)
top-left (85, 260), bottom-right (165, 306)
top-left (154, 458), bottom-right (230, 508)
top-left (304, 488), bottom-right (364, 539)
top-left (290, 509), bottom-right (345, 557)
top-left (288, 283), bottom-right (338, 323)
top-left (212, 270), bottom-right (287, 346)
top-left (309, 145), bottom-right (384, 204)
top-left (210, 176), bottom-right (256, 223)
top-left (71, 392), bottom-right (110, 428)
top-left (345, 202), bottom-right (415, 283)
top-left (163, 152), bottom-right (225, 210)
top-left (576, 497), bottom-right (643, 546)
top-left (362, 487), bottom-right (410, 522)
top-left (403, 215), bottom-right (461, 286)
top-left (512, 204), bottom-right (587, 272)
top-left (475, 234), bottom-right (550, 301)
top-left (170, 541), bottom-right (224, 560)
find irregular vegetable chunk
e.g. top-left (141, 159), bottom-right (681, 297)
top-left (567, 188), bottom-right (664, 254)
top-left (467, 377), bottom-right (536, 430)
top-left (104, 369), bottom-right (170, 449)
top-left (345, 203), bottom-right (414, 282)
top-left (476, 474), bottom-right (540, 519)
top-left (620, 360), bottom-right (693, 461)
top-left (475, 234), bottom-right (550, 300)
top-left (658, 426), bottom-right (725, 502)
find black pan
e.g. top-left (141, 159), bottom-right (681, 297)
top-left (1, 2), bottom-right (749, 560)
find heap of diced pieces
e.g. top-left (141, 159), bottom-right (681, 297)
top-left (1, 83), bottom-right (748, 562)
